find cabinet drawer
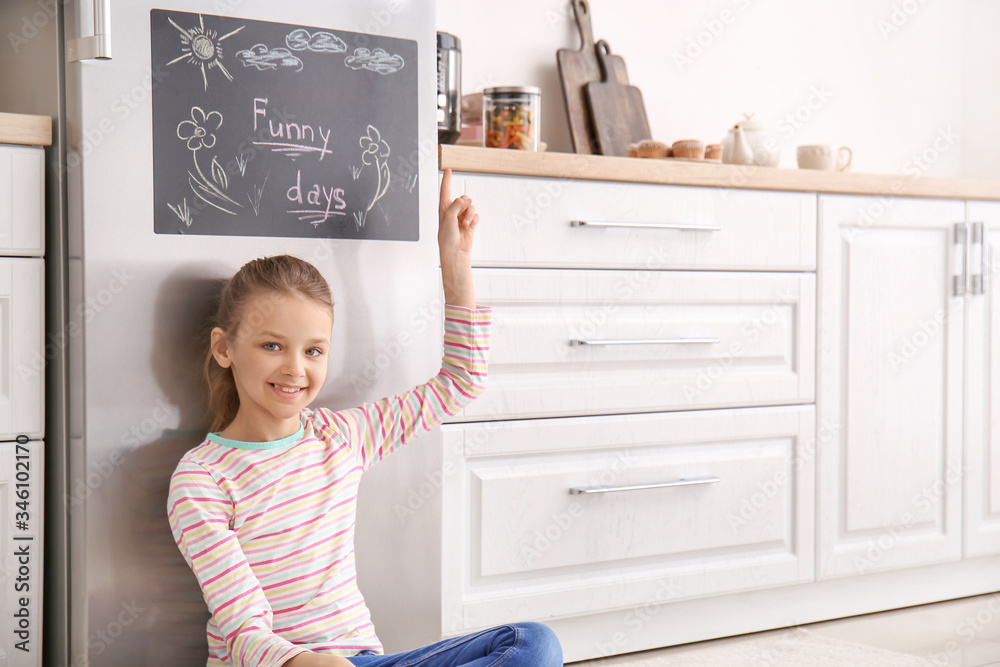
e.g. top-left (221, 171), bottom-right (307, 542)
top-left (441, 406), bottom-right (815, 630)
top-left (0, 259), bottom-right (44, 440)
top-left (458, 268), bottom-right (815, 420)
top-left (458, 174), bottom-right (815, 270)
top-left (0, 145), bottom-right (44, 257)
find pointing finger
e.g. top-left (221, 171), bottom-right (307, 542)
top-left (439, 168), bottom-right (453, 214)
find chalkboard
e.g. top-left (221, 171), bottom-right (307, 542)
top-left (150, 10), bottom-right (419, 241)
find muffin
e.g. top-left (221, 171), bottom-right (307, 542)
top-left (704, 143), bottom-right (722, 160)
top-left (636, 139), bottom-right (669, 158)
top-left (627, 143), bottom-right (639, 158)
top-left (672, 140), bottom-right (705, 159)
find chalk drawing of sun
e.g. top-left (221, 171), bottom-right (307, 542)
top-left (165, 15), bottom-right (245, 91)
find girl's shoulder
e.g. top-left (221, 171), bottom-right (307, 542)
top-left (172, 435), bottom-right (222, 470)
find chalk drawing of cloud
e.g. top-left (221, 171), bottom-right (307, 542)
top-left (235, 44), bottom-right (304, 72)
top-left (285, 28), bottom-right (347, 53)
top-left (345, 48), bottom-right (404, 75)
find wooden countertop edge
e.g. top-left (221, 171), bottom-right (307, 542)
top-left (0, 112), bottom-right (52, 147)
top-left (440, 145), bottom-right (1000, 201)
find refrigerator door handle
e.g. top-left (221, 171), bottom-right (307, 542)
top-left (67, 0), bottom-right (112, 62)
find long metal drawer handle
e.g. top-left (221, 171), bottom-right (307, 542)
top-left (571, 220), bottom-right (721, 232)
top-left (972, 222), bottom-right (988, 296)
top-left (570, 337), bottom-right (720, 347)
top-left (954, 223), bottom-right (968, 297)
top-left (984, 223), bottom-right (990, 296)
top-left (570, 476), bottom-right (722, 495)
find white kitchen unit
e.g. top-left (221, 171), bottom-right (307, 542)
top-left (0, 144), bottom-right (45, 442)
top-left (0, 138), bottom-right (46, 666)
top-left (817, 195), bottom-right (966, 578)
top-left (962, 200), bottom-right (1000, 558)
top-left (819, 195), bottom-right (1000, 569)
top-left (424, 147), bottom-right (1000, 663)
top-left (440, 158), bottom-right (818, 661)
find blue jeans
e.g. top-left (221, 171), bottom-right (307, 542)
top-left (347, 622), bottom-right (563, 667)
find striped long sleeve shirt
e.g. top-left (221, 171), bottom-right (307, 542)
top-left (167, 305), bottom-right (492, 667)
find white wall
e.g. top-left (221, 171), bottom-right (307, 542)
top-left (438, 0), bottom-right (995, 179)
top-left (962, 0), bottom-right (1000, 180)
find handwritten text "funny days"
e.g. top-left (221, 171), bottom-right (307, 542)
top-left (252, 98), bottom-right (348, 225)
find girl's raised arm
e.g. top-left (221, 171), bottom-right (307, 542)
top-left (438, 168), bottom-right (478, 309)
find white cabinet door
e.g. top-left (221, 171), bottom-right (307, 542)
top-left (0, 259), bottom-right (44, 441)
top-left (441, 406), bottom-right (815, 632)
top-left (964, 200), bottom-right (1000, 557)
top-left (459, 268), bottom-right (815, 420)
top-left (0, 145), bottom-right (44, 257)
top-left (817, 195), bottom-right (964, 578)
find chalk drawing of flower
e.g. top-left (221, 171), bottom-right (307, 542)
top-left (359, 125), bottom-right (391, 214)
top-left (360, 125), bottom-right (389, 164)
top-left (176, 107), bottom-right (222, 151)
top-left (176, 106), bottom-right (241, 215)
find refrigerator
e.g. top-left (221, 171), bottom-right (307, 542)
top-left (0, 1), bottom-right (446, 664)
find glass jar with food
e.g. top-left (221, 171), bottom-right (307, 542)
top-left (483, 86), bottom-right (541, 151)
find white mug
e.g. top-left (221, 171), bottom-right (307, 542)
top-left (797, 144), bottom-right (852, 171)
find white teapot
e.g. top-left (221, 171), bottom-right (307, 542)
top-left (722, 113), bottom-right (780, 167)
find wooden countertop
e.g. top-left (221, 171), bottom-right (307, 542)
top-left (440, 145), bottom-right (1000, 201)
top-left (0, 112), bottom-right (52, 147)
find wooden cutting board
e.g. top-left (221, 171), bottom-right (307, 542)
top-left (585, 40), bottom-right (651, 157)
top-left (556, 0), bottom-right (602, 154)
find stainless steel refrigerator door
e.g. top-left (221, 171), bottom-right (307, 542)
top-left (64, 1), bottom-right (440, 663)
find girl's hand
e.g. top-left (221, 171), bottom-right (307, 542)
top-left (438, 168), bottom-right (479, 255)
top-left (438, 168), bottom-right (477, 308)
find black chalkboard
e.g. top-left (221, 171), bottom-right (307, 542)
top-left (150, 10), bottom-right (419, 241)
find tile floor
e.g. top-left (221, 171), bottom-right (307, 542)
top-left (579, 593), bottom-right (1000, 666)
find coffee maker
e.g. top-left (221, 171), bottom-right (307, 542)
top-left (436, 31), bottom-right (461, 144)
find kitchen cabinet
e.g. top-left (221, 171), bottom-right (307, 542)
top-left (817, 195), bottom-right (965, 577)
top-left (0, 140), bottom-right (45, 666)
top-left (396, 148), bottom-right (1000, 662)
top-left (818, 195), bottom-right (1000, 572)
top-left (0, 144), bottom-right (45, 441)
top-left (435, 166), bottom-right (818, 661)
top-left (964, 200), bottom-right (1000, 557)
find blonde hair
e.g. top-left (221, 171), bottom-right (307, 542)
top-left (204, 255), bottom-right (333, 433)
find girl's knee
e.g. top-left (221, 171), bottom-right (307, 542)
top-left (516, 622), bottom-right (563, 666)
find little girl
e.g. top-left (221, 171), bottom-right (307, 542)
top-left (167, 170), bottom-right (563, 667)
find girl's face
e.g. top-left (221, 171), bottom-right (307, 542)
top-left (211, 290), bottom-right (333, 439)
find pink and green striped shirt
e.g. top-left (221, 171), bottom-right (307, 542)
top-left (168, 305), bottom-right (491, 666)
